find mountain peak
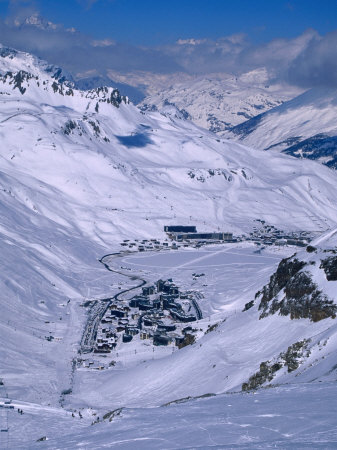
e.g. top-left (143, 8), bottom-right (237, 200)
top-left (9, 13), bottom-right (60, 31)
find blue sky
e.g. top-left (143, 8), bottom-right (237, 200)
top-left (0, 0), bottom-right (336, 45)
top-left (0, 0), bottom-right (337, 89)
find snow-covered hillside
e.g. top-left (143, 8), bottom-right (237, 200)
top-left (0, 44), bottom-right (73, 84)
top-left (3, 382), bottom-right (337, 448)
top-left (226, 87), bottom-right (337, 168)
top-left (1, 45), bottom-right (337, 447)
top-left (1, 47), bottom-right (335, 237)
top-left (139, 69), bottom-right (301, 134)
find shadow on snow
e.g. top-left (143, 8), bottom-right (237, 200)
top-left (116, 132), bottom-right (153, 148)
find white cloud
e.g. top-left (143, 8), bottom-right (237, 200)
top-left (91, 38), bottom-right (115, 47)
top-left (0, 4), bottom-right (336, 88)
top-left (288, 30), bottom-right (337, 87)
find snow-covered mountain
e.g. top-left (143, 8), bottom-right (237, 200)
top-left (8, 12), bottom-right (74, 33)
top-left (0, 44), bottom-right (74, 84)
top-left (226, 87), bottom-right (337, 168)
top-left (1, 46), bottom-right (337, 447)
top-left (75, 75), bottom-right (146, 104)
top-left (139, 69), bottom-right (301, 133)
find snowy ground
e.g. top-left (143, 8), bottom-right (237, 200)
top-left (110, 243), bottom-right (290, 317)
top-left (2, 382), bottom-right (337, 449)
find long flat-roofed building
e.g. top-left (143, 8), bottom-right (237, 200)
top-left (175, 232), bottom-right (233, 241)
top-left (164, 225), bottom-right (197, 233)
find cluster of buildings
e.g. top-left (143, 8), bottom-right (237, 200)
top-left (120, 238), bottom-right (175, 252)
top-left (119, 223), bottom-right (313, 254)
top-left (246, 221), bottom-right (312, 247)
top-left (164, 226), bottom-right (234, 243)
top-left (92, 279), bottom-right (201, 355)
top-left (119, 225), bottom-right (235, 252)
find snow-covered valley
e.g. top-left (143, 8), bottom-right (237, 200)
top-left (1, 45), bottom-right (337, 448)
top-left (139, 69), bottom-right (337, 170)
top-left (225, 87), bottom-right (337, 168)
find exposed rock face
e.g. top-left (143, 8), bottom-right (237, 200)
top-left (282, 271), bottom-right (336, 322)
top-left (258, 257), bottom-right (306, 311)
top-left (257, 257), bottom-right (337, 322)
top-left (0, 70), bottom-right (37, 94)
top-left (242, 300), bottom-right (254, 311)
top-left (242, 361), bottom-right (282, 391)
top-left (280, 340), bottom-right (311, 373)
top-left (0, 69), bottom-right (128, 108)
top-left (242, 339), bottom-right (311, 391)
top-left (178, 333), bottom-right (196, 349)
top-left (102, 408), bottom-right (123, 422)
top-left (320, 255), bottom-right (337, 281)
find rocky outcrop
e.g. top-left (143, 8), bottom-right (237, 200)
top-left (242, 339), bottom-right (310, 391)
top-left (280, 339), bottom-right (311, 373)
top-left (283, 133), bottom-right (337, 169)
top-left (85, 86), bottom-right (128, 108)
top-left (0, 68), bottom-right (128, 108)
top-left (0, 70), bottom-right (37, 94)
top-left (320, 255), bottom-right (337, 281)
top-left (257, 256), bottom-right (337, 322)
top-left (258, 257), bottom-right (306, 311)
top-left (242, 361), bottom-right (282, 391)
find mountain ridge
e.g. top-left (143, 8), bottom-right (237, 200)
top-left (226, 87), bottom-right (337, 168)
top-left (139, 69), bottom-right (302, 133)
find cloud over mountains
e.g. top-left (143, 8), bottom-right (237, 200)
top-left (0, 7), bottom-right (337, 89)
top-left (287, 30), bottom-right (337, 88)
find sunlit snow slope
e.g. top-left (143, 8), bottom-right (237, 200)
top-left (227, 87), bottom-right (337, 168)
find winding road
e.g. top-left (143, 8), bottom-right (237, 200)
top-left (80, 252), bottom-right (146, 353)
top-left (80, 250), bottom-right (203, 353)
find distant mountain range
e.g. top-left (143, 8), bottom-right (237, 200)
top-left (224, 87), bottom-right (337, 168)
top-left (4, 13), bottom-right (337, 171)
top-left (139, 68), bottom-right (301, 133)
top-left (138, 69), bottom-right (337, 169)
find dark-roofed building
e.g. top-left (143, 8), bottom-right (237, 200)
top-left (94, 343), bottom-right (111, 353)
top-left (156, 279), bottom-right (166, 292)
top-left (164, 226), bottom-right (197, 233)
top-left (138, 302), bottom-right (153, 311)
top-left (129, 296), bottom-right (149, 308)
top-left (175, 232), bottom-right (233, 241)
top-left (171, 310), bottom-right (197, 322)
top-left (143, 317), bottom-right (154, 327)
top-left (153, 334), bottom-right (172, 346)
top-left (157, 323), bottom-right (176, 332)
top-left (126, 327), bottom-right (139, 336)
top-left (122, 334), bottom-right (133, 343)
top-left (142, 286), bottom-right (156, 296)
top-left (162, 283), bottom-right (179, 295)
top-left (153, 299), bottom-right (161, 309)
top-left (110, 309), bottom-right (126, 318)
